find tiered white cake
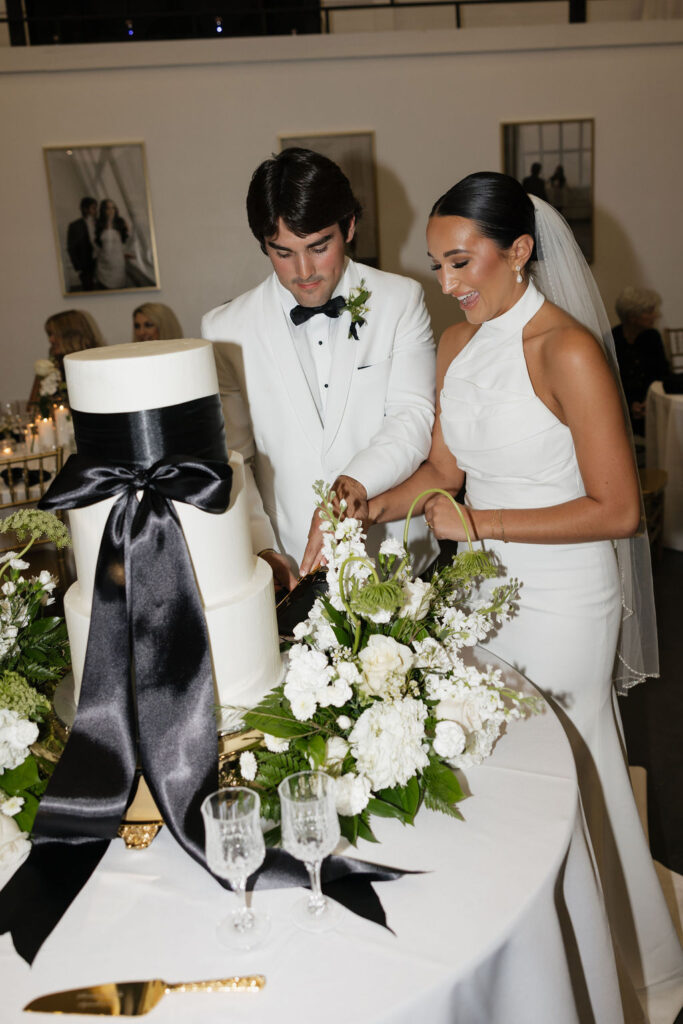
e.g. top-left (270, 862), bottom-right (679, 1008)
top-left (62, 339), bottom-right (283, 731)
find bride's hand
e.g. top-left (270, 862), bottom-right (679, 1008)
top-left (424, 494), bottom-right (474, 542)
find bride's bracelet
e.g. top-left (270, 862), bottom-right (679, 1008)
top-left (494, 508), bottom-right (507, 543)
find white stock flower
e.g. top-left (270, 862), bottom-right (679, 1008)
top-left (38, 570), bottom-right (56, 593)
top-left (1, 581), bottom-right (16, 597)
top-left (263, 734), bottom-right (289, 753)
top-left (325, 736), bottom-right (349, 768)
top-left (9, 558), bottom-right (29, 572)
top-left (350, 697), bottom-right (429, 790)
top-left (358, 635), bottom-right (414, 699)
top-left (239, 751), bottom-right (257, 781)
top-left (400, 579), bottom-right (432, 621)
top-left (1, 795), bottom-right (24, 817)
top-left (433, 720), bottom-right (466, 758)
top-left (335, 772), bottom-right (371, 816)
top-left (412, 638), bottom-right (452, 673)
top-left (0, 709), bottom-right (38, 774)
top-left (0, 813), bottom-right (30, 871)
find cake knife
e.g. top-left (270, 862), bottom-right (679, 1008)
top-left (23, 975), bottom-right (266, 1015)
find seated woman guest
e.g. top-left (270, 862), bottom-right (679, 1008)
top-left (368, 172), bottom-right (683, 1015)
top-left (612, 286), bottom-right (670, 432)
top-left (29, 310), bottom-right (105, 405)
top-left (132, 302), bottom-right (183, 342)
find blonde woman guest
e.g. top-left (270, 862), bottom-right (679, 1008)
top-left (132, 303), bottom-right (183, 342)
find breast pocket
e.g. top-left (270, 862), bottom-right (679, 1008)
top-left (351, 358), bottom-right (392, 424)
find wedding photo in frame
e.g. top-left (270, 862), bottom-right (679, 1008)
top-left (279, 131), bottom-right (380, 267)
top-left (501, 118), bottom-right (595, 262)
top-left (44, 141), bottom-right (161, 295)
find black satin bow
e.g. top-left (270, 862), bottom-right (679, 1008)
top-left (0, 452), bottom-right (232, 963)
top-left (289, 294), bottom-right (346, 326)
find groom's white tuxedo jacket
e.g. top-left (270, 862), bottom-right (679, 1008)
top-left (202, 259), bottom-right (438, 571)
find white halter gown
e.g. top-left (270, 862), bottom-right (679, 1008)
top-left (440, 281), bottom-right (683, 1014)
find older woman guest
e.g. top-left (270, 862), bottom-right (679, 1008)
top-left (612, 286), bottom-right (670, 432)
top-left (29, 310), bottom-right (106, 406)
top-left (132, 303), bottom-right (183, 342)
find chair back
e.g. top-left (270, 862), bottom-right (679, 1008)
top-left (665, 327), bottom-right (683, 371)
top-left (0, 446), bottom-right (67, 586)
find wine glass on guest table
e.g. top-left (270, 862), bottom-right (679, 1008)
top-left (201, 787), bottom-right (270, 950)
top-left (278, 770), bottom-right (341, 932)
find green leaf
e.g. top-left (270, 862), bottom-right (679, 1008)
top-left (15, 791), bottom-right (40, 833)
top-left (423, 759), bottom-right (465, 806)
top-left (263, 824), bottom-right (281, 847)
top-left (367, 796), bottom-right (412, 823)
top-left (339, 814), bottom-right (359, 845)
top-left (243, 693), bottom-right (312, 738)
top-left (304, 734), bottom-right (327, 769)
top-left (0, 754), bottom-right (40, 794)
top-left (357, 812), bottom-right (379, 843)
top-left (423, 790), bottom-right (465, 820)
top-left (378, 776), bottom-right (421, 820)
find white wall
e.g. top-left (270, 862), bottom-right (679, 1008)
top-left (0, 21), bottom-right (682, 399)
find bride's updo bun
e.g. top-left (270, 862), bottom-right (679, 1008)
top-left (430, 171), bottom-right (538, 264)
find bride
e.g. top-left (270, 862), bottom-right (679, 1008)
top-left (368, 172), bottom-right (682, 1017)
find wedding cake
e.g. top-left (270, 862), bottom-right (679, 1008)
top-left (62, 339), bottom-right (283, 731)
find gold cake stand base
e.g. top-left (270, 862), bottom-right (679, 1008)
top-left (117, 729), bottom-right (263, 850)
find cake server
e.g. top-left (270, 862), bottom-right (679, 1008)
top-left (23, 975), bottom-right (266, 1015)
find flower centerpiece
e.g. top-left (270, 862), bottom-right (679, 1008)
top-left (0, 511), bottom-right (71, 854)
top-left (235, 483), bottom-right (540, 845)
top-left (34, 359), bottom-right (67, 419)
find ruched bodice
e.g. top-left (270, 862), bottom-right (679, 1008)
top-left (440, 281), bottom-right (585, 511)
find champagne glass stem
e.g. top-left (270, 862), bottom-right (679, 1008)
top-left (305, 859), bottom-right (325, 915)
top-left (232, 876), bottom-right (253, 932)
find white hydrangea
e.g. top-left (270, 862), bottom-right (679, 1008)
top-left (1, 795), bottom-right (24, 817)
top-left (350, 697), bottom-right (429, 791)
top-left (334, 772), bottom-right (371, 816)
top-left (0, 709), bottom-right (38, 774)
top-left (400, 579), bottom-right (433, 621)
top-left (263, 733), bottom-right (289, 753)
top-left (239, 750), bottom-right (257, 781)
top-left (358, 635), bottom-right (414, 700)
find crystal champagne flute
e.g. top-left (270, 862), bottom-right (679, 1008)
top-left (201, 787), bottom-right (270, 950)
top-left (278, 770), bottom-right (341, 932)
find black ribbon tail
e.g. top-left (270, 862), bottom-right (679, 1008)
top-left (323, 876), bottom-right (394, 933)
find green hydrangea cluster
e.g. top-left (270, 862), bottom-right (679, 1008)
top-left (0, 509), bottom-right (71, 549)
top-left (0, 670), bottom-right (51, 721)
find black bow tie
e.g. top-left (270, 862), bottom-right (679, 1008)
top-left (290, 295), bottom-right (346, 327)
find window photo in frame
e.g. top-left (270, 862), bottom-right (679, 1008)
top-left (44, 142), bottom-right (161, 295)
top-left (502, 119), bottom-right (594, 262)
top-left (279, 131), bottom-right (379, 268)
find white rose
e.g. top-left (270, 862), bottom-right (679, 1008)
top-left (400, 579), bottom-right (432, 621)
top-left (1, 795), bottom-right (24, 817)
top-left (335, 773), bottom-right (371, 816)
top-left (325, 736), bottom-right (349, 768)
top-left (34, 358), bottom-right (54, 377)
top-left (433, 720), bottom-right (466, 758)
top-left (263, 734), bottom-right (289, 753)
top-left (239, 751), bottom-right (257, 781)
top-left (0, 814), bottom-right (30, 870)
top-left (437, 695), bottom-right (485, 734)
top-left (358, 635), bottom-right (414, 699)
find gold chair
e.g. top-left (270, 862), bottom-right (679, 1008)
top-left (0, 446), bottom-right (67, 588)
top-left (638, 467), bottom-right (668, 562)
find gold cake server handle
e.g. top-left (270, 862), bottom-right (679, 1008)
top-left (24, 975), bottom-right (265, 1015)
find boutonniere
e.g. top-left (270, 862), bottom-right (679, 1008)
top-left (342, 280), bottom-right (371, 340)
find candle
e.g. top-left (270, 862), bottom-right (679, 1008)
top-left (53, 404), bottom-right (72, 448)
top-left (36, 417), bottom-right (56, 451)
top-left (1, 443), bottom-right (13, 456)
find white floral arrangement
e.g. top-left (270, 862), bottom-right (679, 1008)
top-left (237, 483), bottom-right (540, 844)
top-left (34, 358), bottom-right (67, 417)
top-left (0, 511), bottom-right (71, 864)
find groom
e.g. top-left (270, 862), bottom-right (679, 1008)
top-left (202, 147), bottom-right (438, 589)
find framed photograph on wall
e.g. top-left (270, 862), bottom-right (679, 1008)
top-left (44, 141), bottom-right (161, 295)
top-left (501, 118), bottom-right (594, 262)
top-left (279, 130), bottom-right (379, 267)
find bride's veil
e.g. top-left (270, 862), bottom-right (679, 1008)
top-left (530, 195), bottom-right (659, 693)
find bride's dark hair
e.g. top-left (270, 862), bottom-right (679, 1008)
top-left (430, 172), bottom-right (538, 263)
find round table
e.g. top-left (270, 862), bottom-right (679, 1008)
top-left (0, 650), bottom-right (623, 1024)
top-left (646, 380), bottom-right (683, 550)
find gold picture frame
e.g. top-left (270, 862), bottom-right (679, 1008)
top-left (501, 118), bottom-right (594, 262)
top-left (279, 130), bottom-right (380, 268)
top-left (44, 141), bottom-right (161, 295)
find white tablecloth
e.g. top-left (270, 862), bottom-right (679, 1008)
top-left (646, 381), bottom-right (683, 550)
top-left (0, 651), bottom-right (624, 1024)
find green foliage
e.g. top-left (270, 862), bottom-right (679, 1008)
top-left (349, 579), bottom-right (404, 621)
top-left (0, 671), bottom-right (51, 720)
top-left (423, 758), bottom-right (465, 819)
top-left (9, 618), bottom-right (70, 686)
top-left (0, 509), bottom-right (71, 549)
top-left (243, 691), bottom-right (313, 739)
top-left (0, 752), bottom-right (45, 833)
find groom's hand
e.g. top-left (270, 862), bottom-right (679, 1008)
top-left (299, 476), bottom-right (369, 577)
top-left (258, 548), bottom-right (298, 592)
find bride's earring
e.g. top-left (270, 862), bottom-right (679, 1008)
top-left (515, 265), bottom-right (523, 284)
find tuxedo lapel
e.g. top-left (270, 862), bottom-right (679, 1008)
top-left (258, 276), bottom-right (323, 442)
top-left (323, 261), bottom-right (361, 454)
